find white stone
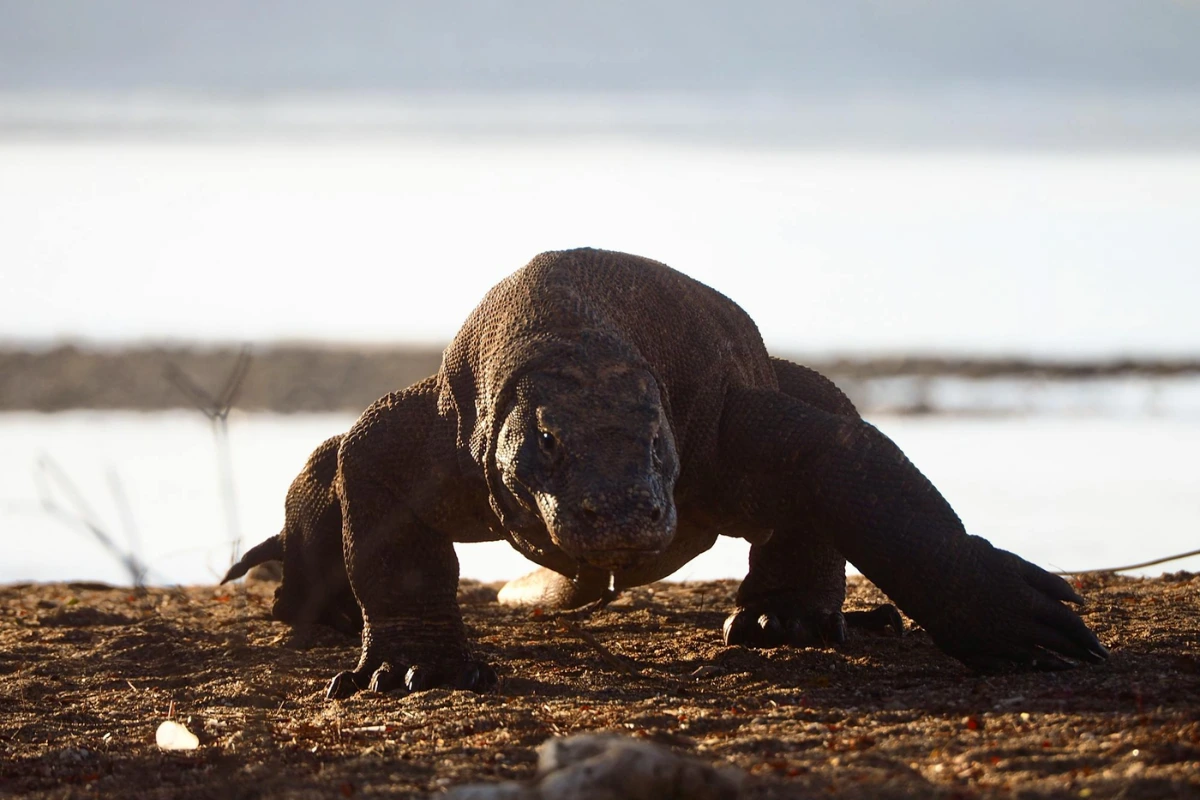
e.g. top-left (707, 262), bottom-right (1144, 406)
top-left (155, 720), bottom-right (200, 751)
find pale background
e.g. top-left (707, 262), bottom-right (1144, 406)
top-left (1, 0), bottom-right (1197, 584)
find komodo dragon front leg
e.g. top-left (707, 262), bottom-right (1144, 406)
top-left (718, 386), bottom-right (1108, 671)
top-left (724, 358), bottom-right (902, 648)
top-left (325, 383), bottom-right (497, 699)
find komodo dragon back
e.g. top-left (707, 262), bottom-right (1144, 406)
top-left (440, 248), bottom-right (779, 470)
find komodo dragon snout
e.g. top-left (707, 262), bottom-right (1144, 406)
top-left (493, 366), bottom-right (679, 571)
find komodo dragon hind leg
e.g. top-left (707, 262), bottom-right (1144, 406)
top-left (724, 526), bottom-right (903, 649)
top-left (717, 386), bottom-right (1107, 671)
top-left (724, 357), bottom-right (902, 649)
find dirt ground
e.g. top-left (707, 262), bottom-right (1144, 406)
top-left (1, 572), bottom-right (1198, 799)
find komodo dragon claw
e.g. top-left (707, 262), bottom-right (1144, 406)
top-left (326, 660), bottom-right (498, 699)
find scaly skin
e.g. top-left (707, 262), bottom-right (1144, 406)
top-left (229, 248), bottom-right (1107, 697)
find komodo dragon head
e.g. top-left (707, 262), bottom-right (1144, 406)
top-left (488, 359), bottom-right (680, 572)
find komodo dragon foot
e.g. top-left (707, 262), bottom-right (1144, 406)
top-left (326, 622), bottom-right (498, 699)
top-left (722, 523), bottom-right (903, 649)
top-left (327, 659), bottom-right (497, 698)
top-left (723, 603), bottom-right (904, 648)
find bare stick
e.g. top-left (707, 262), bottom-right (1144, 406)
top-left (1055, 547), bottom-right (1200, 576)
top-left (556, 619), bottom-right (638, 676)
top-left (164, 346), bottom-right (252, 565)
top-left (213, 415), bottom-right (242, 562)
top-left (163, 365), bottom-right (220, 419)
top-left (215, 348), bottom-right (253, 417)
top-left (34, 454), bottom-right (148, 588)
top-left (107, 467), bottom-right (144, 579)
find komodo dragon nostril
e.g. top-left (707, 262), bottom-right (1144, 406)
top-left (649, 506), bottom-right (663, 522)
top-left (580, 498), bottom-right (600, 521)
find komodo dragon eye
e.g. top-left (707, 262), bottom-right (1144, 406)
top-left (538, 430), bottom-right (557, 453)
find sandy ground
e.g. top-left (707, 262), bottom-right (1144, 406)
top-left (1, 572), bottom-right (1198, 799)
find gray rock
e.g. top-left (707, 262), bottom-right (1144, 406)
top-left (446, 733), bottom-right (741, 800)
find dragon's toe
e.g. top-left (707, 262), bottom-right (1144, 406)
top-left (402, 660), bottom-right (497, 693)
top-left (326, 669), bottom-right (369, 700)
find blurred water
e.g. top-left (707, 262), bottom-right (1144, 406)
top-left (856, 375), bottom-right (1200, 417)
top-left (3, 411), bottom-right (1197, 586)
top-left (1, 138), bottom-right (1198, 357)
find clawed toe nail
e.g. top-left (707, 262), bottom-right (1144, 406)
top-left (885, 606), bottom-right (905, 634)
top-left (455, 663), bottom-right (481, 690)
top-left (722, 612), bottom-right (752, 645)
top-left (326, 671), bottom-right (361, 700)
top-left (758, 613), bottom-right (783, 641)
top-left (458, 662), bottom-right (498, 692)
top-left (405, 664), bottom-right (433, 692)
top-left (820, 614), bottom-right (848, 645)
top-left (1030, 652), bottom-right (1075, 671)
top-left (368, 662), bottom-right (399, 693)
top-left (783, 617), bottom-right (811, 645)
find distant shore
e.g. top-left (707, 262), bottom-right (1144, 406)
top-left (3, 344), bottom-right (1198, 416)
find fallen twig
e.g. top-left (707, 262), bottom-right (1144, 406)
top-left (556, 618), bottom-right (638, 676)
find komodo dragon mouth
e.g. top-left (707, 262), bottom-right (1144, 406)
top-left (491, 362), bottom-right (680, 571)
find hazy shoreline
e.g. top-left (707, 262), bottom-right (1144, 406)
top-left (3, 343), bottom-right (1197, 416)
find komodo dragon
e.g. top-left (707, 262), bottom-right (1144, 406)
top-left (225, 248), bottom-right (1108, 699)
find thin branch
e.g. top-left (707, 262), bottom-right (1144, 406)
top-left (162, 364), bottom-right (221, 420)
top-left (1055, 547), bottom-right (1200, 576)
top-left (107, 467), bottom-right (143, 572)
top-left (34, 454), bottom-right (148, 588)
top-left (215, 347), bottom-right (253, 417)
top-left (162, 345), bottom-right (251, 420)
top-left (163, 347), bottom-right (251, 566)
top-left (556, 619), bottom-right (638, 676)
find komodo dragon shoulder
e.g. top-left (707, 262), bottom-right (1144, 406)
top-left (224, 248), bottom-right (1107, 698)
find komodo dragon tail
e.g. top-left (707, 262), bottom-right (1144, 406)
top-left (220, 534), bottom-right (284, 584)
